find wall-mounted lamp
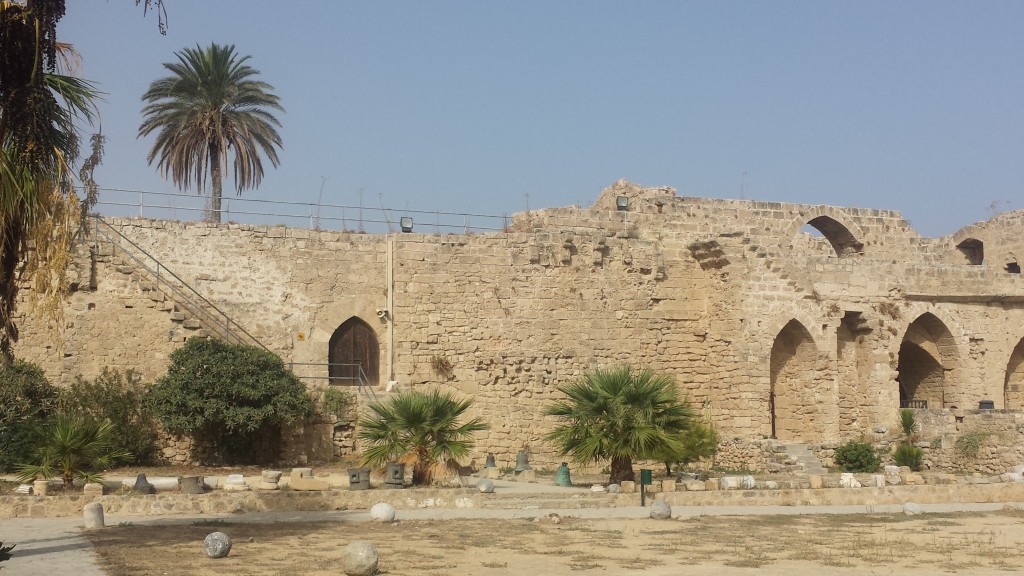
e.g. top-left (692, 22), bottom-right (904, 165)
top-left (615, 196), bottom-right (629, 211)
top-left (400, 217), bottom-right (413, 233)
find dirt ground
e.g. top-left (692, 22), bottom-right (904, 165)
top-left (87, 509), bottom-right (1024, 576)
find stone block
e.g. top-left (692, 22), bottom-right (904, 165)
top-left (884, 465), bottom-right (902, 485)
top-left (620, 480), bottom-right (636, 493)
top-left (809, 475), bottom-right (823, 489)
top-left (291, 477), bottom-right (330, 491)
top-left (518, 469), bottom-right (536, 482)
top-left (704, 478), bottom-right (719, 491)
top-left (903, 473), bottom-right (924, 485)
top-left (257, 482), bottom-right (280, 491)
top-left (83, 502), bottom-right (104, 529)
top-left (290, 468), bottom-right (314, 482)
top-left (684, 480), bottom-right (706, 491)
top-left (83, 483), bottom-right (104, 497)
top-left (871, 474), bottom-right (886, 487)
top-left (661, 479), bottom-right (677, 492)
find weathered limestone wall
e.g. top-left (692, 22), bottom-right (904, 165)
top-left (15, 180), bottom-right (1024, 469)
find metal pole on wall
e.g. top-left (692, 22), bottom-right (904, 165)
top-left (386, 234), bottom-right (395, 384)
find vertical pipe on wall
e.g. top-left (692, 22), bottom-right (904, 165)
top-left (386, 234), bottom-right (395, 383)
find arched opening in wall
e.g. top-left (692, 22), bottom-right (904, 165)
top-left (897, 313), bottom-right (959, 409)
top-left (956, 239), bottom-right (984, 265)
top-left (1005, 339), bottom-right (1024, 408)
top-left (328, 317), bottom-right (379, 386)
top-left (769, 320), bottom-right (823, 441)
top-left (799, 216), bottom-right (863, 257)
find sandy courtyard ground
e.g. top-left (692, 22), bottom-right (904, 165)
top-left (86, 509), bottom-right (1024, 575)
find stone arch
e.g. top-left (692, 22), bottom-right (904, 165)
top-left (785, 208), bottom-right (864, 257)
top-left (956, 238), bottom-right (984, 265)
top-left (1005, 338), bottom-right (1024, 408)
top-left (897, 312), bottom-right (961, 409)
top-left (328, 317), bottom-right (379, 386)
top-left (769, 319), bottom-right (828, 441)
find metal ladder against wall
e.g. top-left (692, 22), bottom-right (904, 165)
top-left (89, 214), bottom-right (271, 353)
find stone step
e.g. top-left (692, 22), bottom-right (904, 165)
top-left (781, 443), bottom-right (829, 475)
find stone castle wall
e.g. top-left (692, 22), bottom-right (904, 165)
top-left (15, 180), bottom-right (1024, 469)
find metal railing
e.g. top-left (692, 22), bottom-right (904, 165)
top-left (92, 187), bottom-right (512, 234)
top-left (288, 362), bottom-right (370, 387)
top-left (90, 214), bottom-right (270, 353)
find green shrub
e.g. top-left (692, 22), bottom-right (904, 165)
top-left (0, 361), bottom-right (58, 471)
top-left (833, 439), bottom-right (881, 472)
top-left (320, 387), bottom-right (355, 420)
top-left (59, 369), bottom-right (158, 466)
top-left (893, 443), bottom-right (924, 471)
top-left (147, 338), bottom-right (312, 464)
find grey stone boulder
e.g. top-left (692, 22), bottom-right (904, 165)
top-left (369, 502), bottom-right (396, 522)
top-left (343, 541), bottom-right (379, 576)
top-left (203, 532), bottom-right (232, 558)
top-left (477, 479), bottom-right (494, 493)
top-left (649, 499), bottom-right (672, 520)
top-left (606, 483), bottom-right (621, 494)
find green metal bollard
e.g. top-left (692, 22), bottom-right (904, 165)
top-left (640, 468), bottom-right (653, 506)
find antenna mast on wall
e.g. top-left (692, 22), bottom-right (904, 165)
top-left (379, 192), bottom-right (393, 233)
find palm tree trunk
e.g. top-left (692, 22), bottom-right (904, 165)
top-left (413, 446), bottom-right (430, 485)
top-left (0, 215), bottom-right (24, 364)
top-left (609, 455), bottom-right (634, 484)
top-left (209, 142), bottom-right (222, 223)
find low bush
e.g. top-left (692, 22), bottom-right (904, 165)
top-left (833, 439), bottom-right (881, 472)
top-left (320, 387), bottom-right (355, 420)
top-left (147, 338), bottom-right (313, 464)
top-left (0, 361), bottom-right (58, 471)
top-left (59, 369), bottom-right (158, 466)
top-left (893, 443), bottom-right (924, 471)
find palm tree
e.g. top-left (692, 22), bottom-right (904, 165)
top-left (139, 43), bottom-right (284, 223)
top-left (545, 365), bottom-right (694, 484)
top-left (0, 2), bottom-right (100, 363)
top-left (16, 414), bottom-right (130, 490)
top-left (358, 389), bottom-right (489, 486)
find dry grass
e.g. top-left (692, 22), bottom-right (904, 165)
top-left (85, 510), bottom-right (1024, 576)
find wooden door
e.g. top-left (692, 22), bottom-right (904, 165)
top-left (329, 318), bottom-right (379, 385)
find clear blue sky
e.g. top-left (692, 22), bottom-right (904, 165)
top-left (62, 1), bottom-right (1023, 237)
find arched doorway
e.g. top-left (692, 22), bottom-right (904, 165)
top-left (329, 317), bottom-right (379, 386)
top-left (769, 320), bottom-right (822, 441)
top-left (897, 313), bottom-right (959, 408)
top-left (1005, 338), bottom-right (1024, 408)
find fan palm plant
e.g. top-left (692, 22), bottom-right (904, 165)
top-left (545, 365), bottom-right (694, 484)
top-left (139, 43), bottom-right (284, 223)
top-left (16, 414), bottom-right (130, 490)
top-left (358, 389), bottom-right (488, 485)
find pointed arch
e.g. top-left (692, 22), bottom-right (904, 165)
top-left (897, 312), bottom-right (960, 408)
top-left (329, 317), bottom-right (379, 386)
top-left (769, 319), bottom-right (827, 441)
top-left (1005, 338), bottom-right (1024, 409)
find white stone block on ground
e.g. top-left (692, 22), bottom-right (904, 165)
top-left (343, 541), bottom-right (379, 576)
top-left (369, 502), bottom-right (396, 522)
top-left (83, 502), bottom-right (104, 529)
top-left (649, 500), bottom-right (672, 520)
top-left (884, 465), bottom-right (902, 485)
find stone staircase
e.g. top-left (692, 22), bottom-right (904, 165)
top-left (89, 216), bottom-right (267, 350)
top-left (780, 443), bottom-right (828, 475)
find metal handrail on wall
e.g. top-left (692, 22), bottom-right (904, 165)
top-left (90, 214), bottom-right (271, 353)
top-left (288, 362), bottom-right (370, 387)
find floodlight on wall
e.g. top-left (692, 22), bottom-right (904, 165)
top-left (615, 196), bottom-right (629, 211)
top-left (400, 217), bottom-right (413, 233)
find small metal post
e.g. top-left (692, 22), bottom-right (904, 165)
top-left (641, 480), bottom-right (646, 507)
